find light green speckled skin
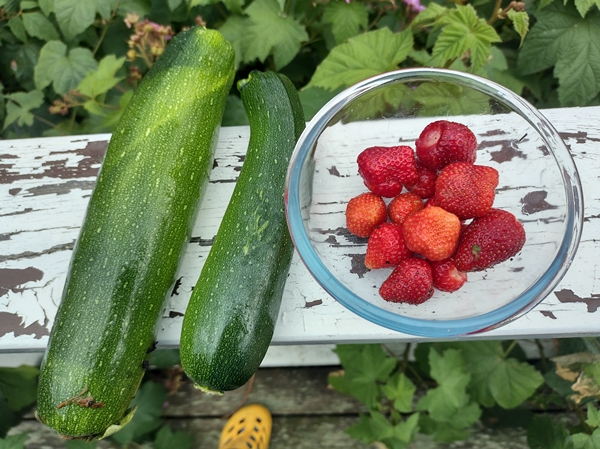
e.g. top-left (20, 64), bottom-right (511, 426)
top-left (36, 27), bottom-right (234, 439)
top-left (180, 72), bottom-right (305, 393)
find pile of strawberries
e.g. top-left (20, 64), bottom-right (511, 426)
top-left (345, 120), bottom-right (526, 305)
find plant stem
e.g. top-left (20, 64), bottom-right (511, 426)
top-left (502, 340), bottom-right (518, 359)
top-left (534, 339), bottom-right (550, 372)
top-left (33, 114), bottom-right (58, 128)
top-left (487, 0), bottom-right (503, 24)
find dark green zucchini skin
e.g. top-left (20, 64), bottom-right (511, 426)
top-left (180, 71), bottom-right (305, 393)
top-left (36, 27), bottom-right (234, 439)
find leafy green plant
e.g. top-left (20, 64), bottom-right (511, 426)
top-left (329, 339), bottom-right (600, 448)
top-left (1, 0), bottom-right (599, 139)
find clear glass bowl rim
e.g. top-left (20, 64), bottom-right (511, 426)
top-left (284, 67), bottom-right (584, 337)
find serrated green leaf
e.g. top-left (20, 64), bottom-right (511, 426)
top-left (35, 41), bottom-right (97, 94)
top-left (221, 0), bottom-right (244, 14)
top-left (4, 90), bottom-right (44, 129)
top-left (0, 365), bottom-right (38, 411)
top-left (117, 0), bottom-right (152, 16)
top-left (95, 0), bottom-right (117, 20)
top-left (8, 17), bottom-right (28, 43)
top-left (433, 4), bottom-right (501, 70)
top-left (517, 1), bottom-right (600, 106)
top-left (588, 404), bottom-right (600, 428)
top-left (572, 429), bottom-right (600, 449)
top-left (22, 12), bottom-right (60, 41)
top-left (110, 381), bottom-right (166, 444)
top-left (77, 54), bottom-right (125, 98)
top-left (411, 2), bottom-right (448, 26)
top-left (38, 0), bottom-right (54, 15)
top-left (0, 432), bottom-right (28, 449)
top-left (416, 348), bottom-right (471, 421)
top-left (381, 373), bottom-right (416, 413)
top-left (411, 82), bottom-right (491, 116)
top-left (347, 411), bottom-right (419, 448)
top-left (54, 0), bottom-right (96, 41)
top-left (527, 415), bottom-right (574, 449)
top-left (333, 344), bottom-right (397, 407)
top-left (456, 341), bottom-right (543, 409)
top-left (154, 425), bottom-right (194, 449)
top-left (322, 1), bottom-right (369, 44)
top-left (308, 27), bottom-right (414, 90)
top-left (219, 15), bottom-right (250, 69)
top-left (102, 89), bottom-right (132, 131)
top-left (572, 0), bottom-right (600, 17)
top-left (507, 9), bottom-right (529, 46)
top-left (243, 0), bottom-right (308, 69)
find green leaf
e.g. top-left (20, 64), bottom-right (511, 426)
top-left (148, 349), bottom-right (181, 369)
top-left (297, 86), bottom-right (342, 120)
top-left (0, 365), bottom-right (38, 411)
top-left (572, 429), bottom-right (600, 449)
top-left (433, 4), bottom-right (501, 71)
top-left (527, 415), bottom-right (574, 449)
top-left (222, 95), bottom-right (249, 126)
top-left (222, 0), bottom-right (244, 14)
top-left (8, 17), bottom-right (28, 43)
top-left (416, 348), bottom-right (472, 421)
top-left (573, 0), bottom-right (600, 17)
top-left (588, 404), bottom-right (600, 428)
top-left (110, 381), bottom-right (167, 444)
top-left (456, 341), bottom-right (543, 409)
top-left (168, 0), bottom-right (183, 10)
top-left (20, 1), bottom-right (39, 10)
top-left (38, 0), bottom-right (54, 15)
top-left (507, 9), bottom-right (529, 46)
top-left (411, 2), bottom-right (448, 26)
top-left (381, 373), bottom-right (416, 413)
top-left (154, 425), bottom-right (194, 449)
top-left (77, 54), bottom-right (125, 98)
top-left (347, 412), bottom-right (419, 448)
top-left (322, 1), bottom-right (369, 44)
top-left (0, 432), bottom-right (28, 449)
top-left (411, 79), bottom-right (491, 116)
top-left (517, 1), bottom-right (600, 106)
top-left (22, 12), bottom-right (60, 41)
top-left (54, 0), bottom-right (96, 41)
top-left (117, 0), bottom-right (152, 16)
top-left (332, 344), bottom-right (397, 407)
top-left (3, 90), bottom-right (44, 129)
top-left (219, 15), bottom-right (250, 69)
top-left (35, 41), bottom-right (98, 94)
top-left (308, 28), bottom-right (414, 90)
top-left (243, 0), bottom-right (308, 70)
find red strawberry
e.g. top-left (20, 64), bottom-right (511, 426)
top-left (379, 257), bottom-right (434, 304)
top-left (402, 206), bottom-right (461, 262)
top-left (364, 223), bottom-right (412, 269)
top-left (415, 120), bottom-right (478, 170)
top-left (430, 259), bottom-right (467, 292)
top-left (388, 192), bottom-right (424, 226)
top-left (434, 162), bottom-right (499, 220)
top-left (357, 145), bottom-right (418, 198)
top-left (346, 192), bottom-right (387, 238)
top-left (405, 162), bottom-right (437, 199)
top-left (454, 209), bottom-right (526, 272)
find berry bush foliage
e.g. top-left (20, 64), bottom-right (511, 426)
top-left (0, 0), bottom-right (599, 138)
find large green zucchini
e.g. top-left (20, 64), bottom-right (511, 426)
top-left (36, 27), bottom-right (235, 439)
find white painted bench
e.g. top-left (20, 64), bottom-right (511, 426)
top-left (1, 106), bottom-right (599, 366)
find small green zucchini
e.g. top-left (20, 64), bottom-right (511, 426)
top-left (36, 27), bottom-right (235, 439)
top-left (180, 71), bottom-right (305, 393)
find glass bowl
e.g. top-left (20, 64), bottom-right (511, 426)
top-left (284, 68), bottom-right (583, 338)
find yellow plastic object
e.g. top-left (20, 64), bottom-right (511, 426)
top-left (219, 404), bottom-right (272, 449)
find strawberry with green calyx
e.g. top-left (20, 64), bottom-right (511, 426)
top-left (379, 257), bottom-right (434, 304)
top-left (430, 258), bottom-right (467, 292)
top-left (365, 223), bottom-right (412, 269)
top-left (345, 192), bottom-right (387, 238)
top-left (415, 120), bottom-right (478, 171)
top-left (434, 162), bottom-right (499, 220)
top-left (357, 145), bottom-right (419, 198)
top-left (454, 209), bottom-right (526, 272)
top-left (402, 206), bottom-right (461, 262)
top-left (388, 192), bottom-right (424, 226)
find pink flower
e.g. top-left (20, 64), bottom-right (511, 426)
top-left (403, 0), bottom-right (425, 11)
